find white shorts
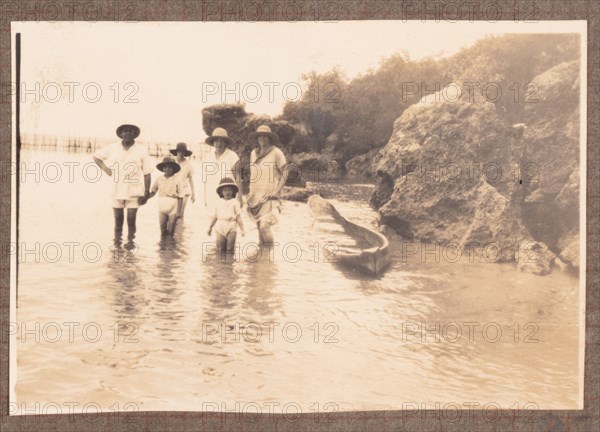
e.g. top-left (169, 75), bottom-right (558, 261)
top-left (158, 197), bottom-right (178, 216)
top-left (215, 219), bottom-right (237, 237)
top-left (113, 198), bottom-right (140, 209)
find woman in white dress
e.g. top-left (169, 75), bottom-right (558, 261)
top-left (202, 128), bottom-right (242, 209)
top-left (246, 125), bottom-right (289, 246)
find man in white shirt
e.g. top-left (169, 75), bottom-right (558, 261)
top-left (93, 124), bottom-right (152, 250)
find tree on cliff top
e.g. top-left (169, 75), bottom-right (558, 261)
top-left (443, 33), bottom-right (580, 123)
top-left (279, 33), bottom-right (580, 163)
top-left (282, 68), bottom-right (347, 153)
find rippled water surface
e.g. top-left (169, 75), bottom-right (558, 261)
top-left (15, 150), bottom-right (582, 411)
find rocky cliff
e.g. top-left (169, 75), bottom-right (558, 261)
top-left (371, 60), bottom-right (580, 274)
top-left (521, 61), bottom-right (580, 269)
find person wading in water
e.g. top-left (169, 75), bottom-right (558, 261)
top-left (93, 124), bottom-right (152, 250)
top-left (203, 127), bottom-right (243, 208)
top-left (170, 142), bottom-right (195, 219)
top-left (246, 125), bottom-right (289, 246)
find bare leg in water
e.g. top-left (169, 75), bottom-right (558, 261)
top-left (256, 223), bottom-right (264, 244)
top-left (167, 213), bottom-right (178, 236)
top-left (159, 213), bottom-right (169, 237)
top-left (125, 208), bottom-right (138, 249)
top-left (226, 231), bottom-right (237, 252)
top-left (216, 233), bottom-right (227, 251)
top-left (180, 195), bottom-right (189, 220)
top-left (113, 208), bottom-right (124, 247)
top-left (258, 221), bottom-right (274, 246)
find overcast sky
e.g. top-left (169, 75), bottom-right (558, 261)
top-left (13, 20), bottom-right (585, 144)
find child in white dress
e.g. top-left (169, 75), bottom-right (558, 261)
top-left (148, 156), bottom-right (183, 237)
top-left (207, 178), bottom-right (245, 251)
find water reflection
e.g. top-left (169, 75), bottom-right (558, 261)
top-left (16, 149), bottom-right (581, 411)
top-left (241, 248), bottom-right (280, 319)
top-left (106, 255), bottom-right (146, 320)
top-left (156, 237), bottom-right (181, 295)
top-left (197, 251), bottom-right (239, 323)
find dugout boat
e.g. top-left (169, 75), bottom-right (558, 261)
top-left (307, 195), bottom-right (390, 276)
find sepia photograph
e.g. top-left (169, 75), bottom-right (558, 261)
top-left (9, 16), bottom-right (586, 419)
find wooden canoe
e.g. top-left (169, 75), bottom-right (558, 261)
top-left (307, 195), bottom-right (390, 276)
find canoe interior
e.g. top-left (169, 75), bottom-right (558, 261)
top-left (307, 195), bottom-right (390, 276)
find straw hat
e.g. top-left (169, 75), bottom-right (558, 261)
top-left (156, 156), bottom-right (181, 173)
top-left (206, 127), bottom-right (233, 145)
top-left (249, 125), bottom-right (278, 143)
top-left (170, 142), bottom-right (193, 157)
top-left (216, 177), bottom-right (239, 198)
top-left (116, 124), bottom-right (140, 139)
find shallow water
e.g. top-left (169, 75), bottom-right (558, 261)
top-left (14, 150), bottom-right (581, 413)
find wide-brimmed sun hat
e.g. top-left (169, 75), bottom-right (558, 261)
top-left (216, 177), bottom-right (239, 198)
top-left (206, 127), bottom-right (233, 145)
top-left (249, 125), bottom-right (279, 143)
top-left (170, 142), bottom-right (193, 157)
top-left (116, 124), bottom-right (140, 139)
top-left (156, 156), bottom-right (181, 173)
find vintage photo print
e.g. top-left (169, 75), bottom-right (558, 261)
top-left (9, 17), bottom-right (586, 418)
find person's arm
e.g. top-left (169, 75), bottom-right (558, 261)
top-left (188, 172), bottom-right (196, 203)
top-left (141, 147), bottom-right (153, 198)
top-left (92, 156), bottom-right (112, 176)
top-left (176, 181), bottom-right (183, 217)
top-left (207, 215), bottom-right (217, 236)
top-left (144, 174), bottom-right (151, 198)
top-left (207, 205), bottom-right (218, 235)
top-left (274, 170), bottom-right (288, 197)
top-left (236, 214), bottom-right (245, 236)
top-left (92, 147), bottom-right (112, 176)
top-left (273, 150), bottom-right (288, 198)
top-left (148, 179), bottom-right (158, 198)
top-left (232, 160), bottom-right (243, 206)
top-left (138, 175), bottom-right (155, 205)
top-left (234, 200), bottom-right (244, 235)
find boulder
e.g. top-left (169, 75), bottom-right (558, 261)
top-left (557, 230), bottom-right (580, 269)
top-left (522, 61), bottom-right (579, 198)
top-left (345, 148), bottom-right (382, 178)
top-left (371, 60), bottom-right (581, 273)
top-left (555, 168), bottom-right (579, 269)
top-left (289, 152), bottom-right (342, 182)
top-left (521, 60), bottom-right (580, 268)
top-left (280, 186), bottom-right (313, 203)
top-left (279, 185), bottom-right (333, 203)
top-left (516, 241), bottom-right (556, 276)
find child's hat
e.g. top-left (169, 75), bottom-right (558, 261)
top-left (156, 156), bottom-right (181, 173)
top-left (170, 142), bottom-right (193, 157)
top-left (216, 177), bottom-right (239, 197)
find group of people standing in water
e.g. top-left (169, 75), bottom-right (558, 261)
top-left (92, 123), bottom-right (289, 251)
